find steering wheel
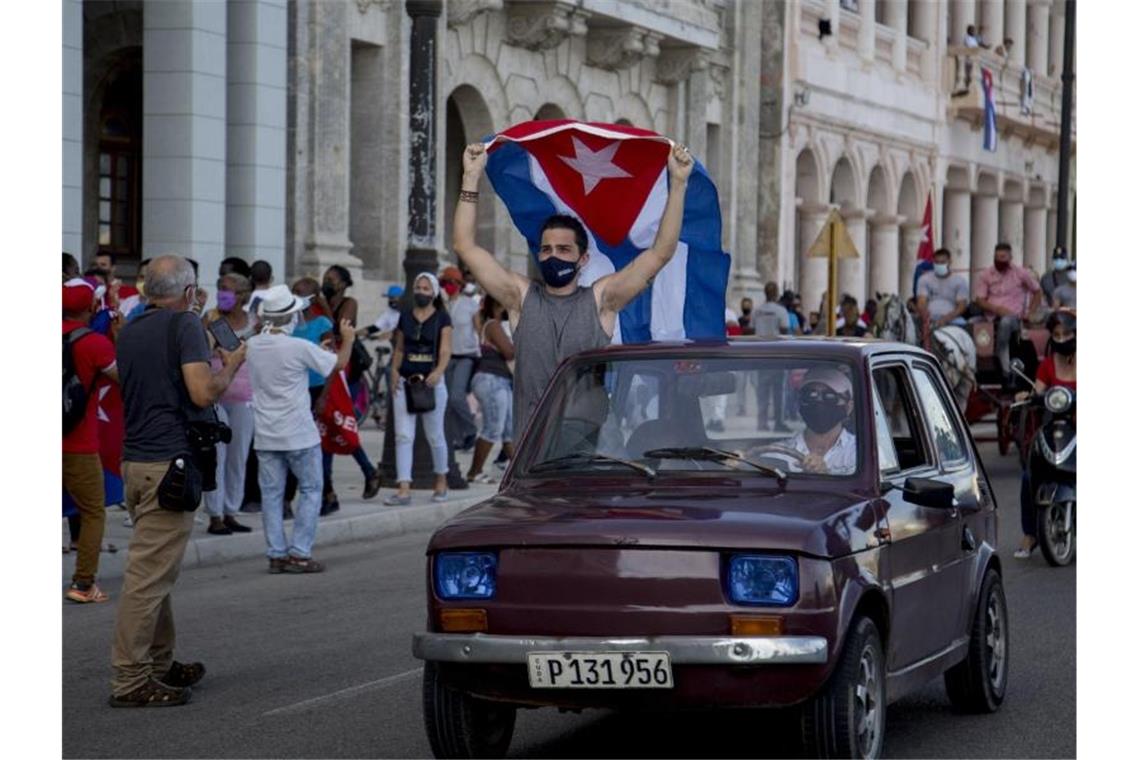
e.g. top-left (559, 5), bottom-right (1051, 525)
top-left (746, 443), bottom-right (806, 466)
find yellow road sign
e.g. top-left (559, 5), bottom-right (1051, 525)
top-left (807, 209), bottom-right (860, 259)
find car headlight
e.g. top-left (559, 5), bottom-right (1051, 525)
top-left (727, 555), bottom-right (798, 606)
top-left (1044, 386), bottom-right (1073, 414)
top-left (434, 552), bottom-right (498, 600)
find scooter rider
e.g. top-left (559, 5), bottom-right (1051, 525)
top-left (1014, 309), bottom-right (1076, 558)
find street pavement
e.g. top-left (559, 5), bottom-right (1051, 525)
top-left (62, 437), bottom-right (1075, 759)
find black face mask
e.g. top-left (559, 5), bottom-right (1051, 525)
top-left (321, 283), bottom-right (338, 300)
top-left (387, 299), bottom-right (399, 310)
top-left (413, 293), bottom-right (433, 308)
top-left (741, 308), bottom-right (753, 316)
top-left (799, 398), bottom-right (848, 434)
top-left (539, 256), bottom-right (579, 288)
top-left (1051, 336), bottom-right (1076, 356)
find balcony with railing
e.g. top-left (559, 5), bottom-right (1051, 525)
top-left (945, 46), bottom-right (1074, 151)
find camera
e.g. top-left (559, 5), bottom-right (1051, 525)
top-left (187, 420), bottom-right (232, 491)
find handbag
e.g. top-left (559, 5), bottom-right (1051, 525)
top-left (157, 455), bottom-right (204, 512)
top-left (405, 374), bottom-right (436, 414)
top-left (318, 371), bottom-right (362, 454)
top-left (334, 300), bottom-right (373, 383)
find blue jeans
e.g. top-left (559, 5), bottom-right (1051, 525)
top-left (471, 373), bottom-right (513, 444)
top-left (444, 356), bottom-right (478, 446)
top-left (257, 446), bottom-right (323, 559)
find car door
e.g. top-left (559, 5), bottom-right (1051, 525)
top-left (871, 362), bottom-right (964, 671)
top-left (908, 360), bottom-right (980, 636)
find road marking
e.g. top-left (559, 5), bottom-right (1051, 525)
top-left (262, 667), bottom-right (423, 717)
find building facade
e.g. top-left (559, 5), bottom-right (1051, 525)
top-left (63, 0), bottom-right (1074, 324)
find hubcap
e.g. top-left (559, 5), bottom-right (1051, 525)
top-left (1046, 502), bottom-right (1074, 560)
top-left (854, 645), bottom-right (881, 757)
top-left (985, 587), bottom-right (1007, 691)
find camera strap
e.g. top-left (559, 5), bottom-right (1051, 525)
top-left (164, 311), bottom-right (219, 450)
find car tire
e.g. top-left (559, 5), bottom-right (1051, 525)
top-left (1038, 501), bottom-right (1076, 567)
top-left (800, 616), bottom-right (886, 759)
top-left (944, 567), bottom-right (1008, 713)
top-left (422, 661), bottom-right (516, 759)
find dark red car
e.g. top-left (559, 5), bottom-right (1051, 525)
top-left (414, 340), bottom-right (1008, 759)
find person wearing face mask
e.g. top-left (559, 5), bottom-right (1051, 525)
top-left (200, 273), bottom-right (256, 536)
top-left (1014, 310), bottom-right (1076, 558)
top-left (359, 284), bottom-right (405, 340)
top-left (749, 367), bottom-right (856, 476)
top-left (454, 141), bottom-right (694, 438)
top-left (916, 248), bottom-right (970, 329)
top-left (245, 285), bottom-right (355, 573)
top-left (439, 265), bottom-right (482, 452)
top-left (385, 273), bottom-right (454, 505)
top-left (111, 255), bottom-right (246, 708)
top-left (1040, 247), bottom-right (1073, 308)
top-left (974, 242), bottom-right (1042, 387)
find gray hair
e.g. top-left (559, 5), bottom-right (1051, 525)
top-left (145, 255), bottom-right (197, 300)
top-left (262, 312), bottom-right (296, 328)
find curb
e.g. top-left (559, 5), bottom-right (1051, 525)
top-left (66, 493), bottom-right (489, 583)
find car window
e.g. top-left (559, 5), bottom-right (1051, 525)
top-left (911, 366), bottom-right (968, 465)
top-left (871, 382), bottom-right (900, 474)
top-left (871, 365), bottom-right (931, 472)
top-left (526, 356), bottom-right (862, 479)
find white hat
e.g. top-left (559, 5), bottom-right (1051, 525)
top-left (257, 284), bottom-right (310, 318)
top-left (801, 367), bottom-right (853, 398)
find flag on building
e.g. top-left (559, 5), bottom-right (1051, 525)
top-left (981, 67), bottom-right (998, 152)
top-left (911, 192), bottom-right (935, 297)
top-left (483, 120), bottom-right (730, 342)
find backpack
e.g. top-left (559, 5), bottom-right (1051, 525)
top-left (63, 327), bottom-right (94, 435)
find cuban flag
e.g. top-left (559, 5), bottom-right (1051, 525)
top-left (484, 120), bottom-right (730, 343)
top-left (981, 67), bottom-right (998, 152)
top-left (911, 193), bottom-right (935, 297)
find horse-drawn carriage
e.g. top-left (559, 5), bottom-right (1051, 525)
top-left (872, 294), bottom-right (1048, 458)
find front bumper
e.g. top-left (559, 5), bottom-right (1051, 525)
top-left (412, 633), bottom-right (829, 665)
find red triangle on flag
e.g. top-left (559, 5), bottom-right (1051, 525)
top-left (916, 193), bottom-right (935, 263)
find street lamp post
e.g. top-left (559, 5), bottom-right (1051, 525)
top-left (1055, 0), bottom-right (1075, 256)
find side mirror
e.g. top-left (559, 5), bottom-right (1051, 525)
top-left (901, 477), bottom-right (957, 509)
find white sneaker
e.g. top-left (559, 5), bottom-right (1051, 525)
top-left (122, 514), bottom-right (134, 528)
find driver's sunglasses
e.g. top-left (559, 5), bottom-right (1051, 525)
top-left (800, 387), bottom-right (848, 405)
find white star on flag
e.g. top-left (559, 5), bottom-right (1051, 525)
top-left (558, 136), bottom-right (633, 195)
top-left (97, 385), bottom-right (110, 423)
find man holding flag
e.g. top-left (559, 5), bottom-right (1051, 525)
top-left (454, 128), bottom-right (697, 438)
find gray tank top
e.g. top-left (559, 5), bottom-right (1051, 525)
top-left (513, 282), bottom-right (610, 439)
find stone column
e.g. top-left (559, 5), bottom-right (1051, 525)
top-left (298, 1), bottom-right (357, 276)
top-left (858, 0), bottom-right (876, 63)
top-left (1027, 0), bottom-right (1050, 75)
top-left (62, 0), bottom-right (83, 257)
top-left (1049, 0), bottom-right (1064, 78)
top-left (884, 0), bottom-right (907, 72)
top-left (798, 205), bottom-right (831, 318)
top-left (999, 198), bottom-right (1025, 266)
top-left (1004, 0), bottom-right (1026, 68)
top-left (910, 0), bottom-right (938, 80)
top-left (943, 187), bottom-right (973, 276)
top-left (1024, 204), bottom-right (1048, 276)
top-left (685, 55), bottom-right (710, 170)
top-left (950, 0), bottom-right (977, 44)
top-left (825, 0), bottom-right (841, 53)
top-left (869, 216), bottom-right (901, 299)
top-left (971, 192), bottom-right (1000, 288)
top-left (1046, 207), bottom-right (1057, 255)
top-left (142, 1), bottom-right (227, 276)
top-left (980, 0), bottom-right (1004, 48)
top-left (226, 0), bottom-right (287, 272)
top-left (839, 209), bottom-right (868, 303)
top-left (900, 223), bottom-right (926, 297)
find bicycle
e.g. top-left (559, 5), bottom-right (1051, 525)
top-left (358, 338), bottom-right (392, 430)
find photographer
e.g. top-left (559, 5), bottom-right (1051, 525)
top-left (110, 255), bottom-right (246, 708)
top-left (246, 285), bottom-right (354, 575)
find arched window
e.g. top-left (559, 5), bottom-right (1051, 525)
top-left (95, 62), bottom-right (141, 261)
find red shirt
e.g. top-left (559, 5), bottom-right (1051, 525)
top-left (63, 320), bottom-right (117, 454)
top-left (1036, 355), bottom-right (1076, 391)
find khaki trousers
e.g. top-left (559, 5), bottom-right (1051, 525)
top-left (110, 460), bottom-right (195, 696)
top-left (62, 452), bottom-right (106, 585)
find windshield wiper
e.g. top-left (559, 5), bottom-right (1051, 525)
top-left (643, 447), bottom-right (787, 488)
top-left (530, 453), bottom-right (657, 479)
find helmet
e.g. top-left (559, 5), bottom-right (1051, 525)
top-left (386, 284), bottom-right (404, 298)
top-left (1046, 309), bottom-right (1076, 334)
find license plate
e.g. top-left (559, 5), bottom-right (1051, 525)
top-left (527, 652), bottom-right (673, 689)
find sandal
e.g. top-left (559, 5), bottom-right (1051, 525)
top-left (66, 583), bottom-right (109, 604)
top-left (159, 660), bottom-right (206, 688)
top-left (283, 556), bottom-right (325, 574)
top-left (268, 557), bottom-right (289, 574)
top-left (108, 678), bottom-right (191, 708)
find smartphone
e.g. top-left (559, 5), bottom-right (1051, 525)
top-left (208, 319), bottom-right (242, 352)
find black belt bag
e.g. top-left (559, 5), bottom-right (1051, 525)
top-left (157, 455), bottom-right (203, 512)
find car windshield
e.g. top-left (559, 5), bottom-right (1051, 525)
top-left (521, 355), bottom-right (862, 479)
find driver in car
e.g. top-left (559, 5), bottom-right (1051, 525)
top-left (750, 368), bottom-right (856, 476)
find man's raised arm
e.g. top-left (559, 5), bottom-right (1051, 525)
top-left (454, 143), bottom-right (529, 312)
top-left (597, 143), bottom-right (693, 314)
